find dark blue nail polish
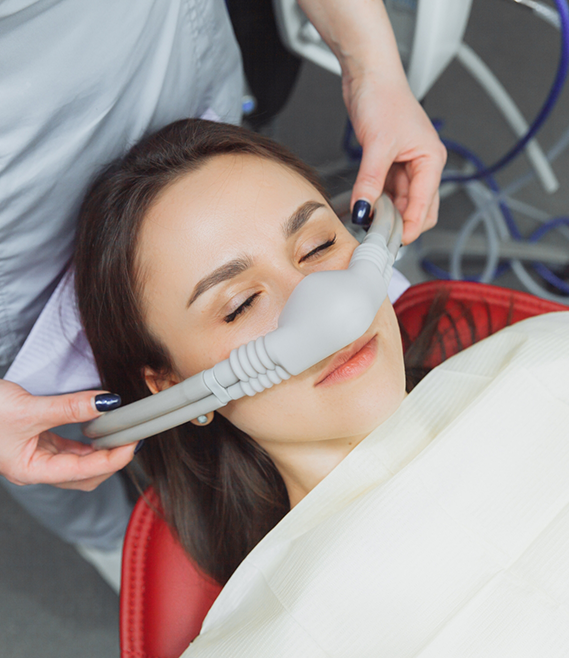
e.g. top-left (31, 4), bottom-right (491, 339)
top-left (134, 440), bottom-right (146, 455)
top-left (94, 393), bottom-right (122, 412)
top-left (352, 200), bottom-right (371, 226)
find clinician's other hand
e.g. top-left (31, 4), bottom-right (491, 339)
top-left (0, 379), bottom-right (136, 490)
top-left (345, 73), bottom-right (447, 245)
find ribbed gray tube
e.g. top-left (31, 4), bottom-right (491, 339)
top-left (83, 369), bottom-right (216, 439)
top-left (91, 395), bottom-right (225, 449)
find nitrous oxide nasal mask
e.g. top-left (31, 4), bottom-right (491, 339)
top-left (84, 194), bottom-right (403, 448)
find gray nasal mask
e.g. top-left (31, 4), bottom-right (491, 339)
top-left (83, 194), bottom-right (403, 448)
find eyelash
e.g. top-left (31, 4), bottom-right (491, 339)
top-left (224, 292), bottom-right (260, 323)
top-left (299, 234), bottom-right (336, 263)
top-left (224, 234), bottom-right (337, 323)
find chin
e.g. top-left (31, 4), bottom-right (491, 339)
top-left (341, 383), bottom-right (406, 436)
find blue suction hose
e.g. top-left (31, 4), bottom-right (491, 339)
top-left (443, 0), bottom-right (569, 184)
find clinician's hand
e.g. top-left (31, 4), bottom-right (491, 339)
top-left (297, 0), bottom-right (447, 245)
top-left (345, 72), bottom-right (447, 245)
top-left (0, 379), bottom-right (136, 490)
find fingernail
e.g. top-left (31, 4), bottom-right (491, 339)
top-left (352, 199), bottom-right (371, 226)
top-left (134, 440), bottom-right (145, 455)
top-left (94, 393), bottom-right (122, 412)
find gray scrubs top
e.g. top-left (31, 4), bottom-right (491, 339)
top-left (0, 0), bottom-right (243, 370)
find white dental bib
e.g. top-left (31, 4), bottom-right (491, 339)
top-left (183, 311), bottom-right (569, 657)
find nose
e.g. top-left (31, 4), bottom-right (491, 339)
top-left (271, 247), bottom-right (352, 331)
top-left (278, 231), bottom-right (358, 312)
top-left (281, 267), bottom-right (306, 307)
top-left (263, 195), bottom-right (402, 375)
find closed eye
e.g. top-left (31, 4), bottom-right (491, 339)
top-left (299, 235), bottom-right (337, 263)
top-left (223, 235), bottom-right (337, 323)
top-left (224, 292), bottom-right (260, 323)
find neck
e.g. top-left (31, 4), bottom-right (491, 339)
top-left (256, 433), bottom-right (369, 508)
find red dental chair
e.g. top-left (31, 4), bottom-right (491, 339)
top-left (120, 281), bottom-right (567, 658)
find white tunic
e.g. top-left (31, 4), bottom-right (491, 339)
top-left (0, 0), bottom-right (242, 368)
top-left (184, 311), bottom-right (569, 657)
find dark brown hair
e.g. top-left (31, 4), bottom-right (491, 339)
top-left (76, 119), bottom-right (488, 586)
top-left (75, 119), bottom-right (327, 584)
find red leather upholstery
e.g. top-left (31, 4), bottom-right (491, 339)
top-left (394, 280), bottom-right (566, 369)
top-left (120, 487), bottom-right (221, 658)
top-left (120, 281), bottom-right (567, 658)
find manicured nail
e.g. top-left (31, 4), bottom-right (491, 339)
top-left (352, 199), bottom-right (371, 226)
top-left (94, 393), bottom-right (122, 412)
top-left (134, 440), bottom-right (146, 454)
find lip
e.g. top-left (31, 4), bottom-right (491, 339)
top-left (315, 334), bottom-right (378, 387)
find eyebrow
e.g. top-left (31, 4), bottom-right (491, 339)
top-left (187, 256), bottom-right (253, 307)
top-left (282, 201), bottom-right (325, 239)
top-left (187, 200), bottom-right (326, 308)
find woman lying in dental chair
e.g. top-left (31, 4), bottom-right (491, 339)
top-left (75, 119), bottom-right (569, 657)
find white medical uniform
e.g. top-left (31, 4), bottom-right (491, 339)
top-left (0, 0), bottom-right (242, 549)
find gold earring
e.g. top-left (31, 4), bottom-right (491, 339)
top-left (191, 412), bottom-right (214, 426)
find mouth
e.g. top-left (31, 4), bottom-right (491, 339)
top-left (315, 334), bottom-right (378, 387)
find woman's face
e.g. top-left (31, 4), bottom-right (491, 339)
top-left (137, 154), bottom-right (406, 447)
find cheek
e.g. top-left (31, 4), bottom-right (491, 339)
top-left (218, 326), bottom-right (406, 444)
top-left (219, 376), bottom-right (315, 441)
top-left (169, 304), bottom-right (281, 381)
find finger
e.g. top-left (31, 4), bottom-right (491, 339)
top-left (55, 473), bottom-right (115, 491)
top-left (30, 389), bottom-right (118, 434)
top-left (5, 431), bottom-right (95, 484)
top-left (350, 136), bottom-right (394, 213)
top-left (37, 432), bottom-right (98, 456)
top-left (404, 194), bottom-right (439, 245)
top-left (423, 193), bottom-right (440, 233)
top-left (401, 158), bottom-right (444, 245)
top-left (384, 164), bottom-right (410, 217)
top-left (22, 441), bottom-right (136, 486)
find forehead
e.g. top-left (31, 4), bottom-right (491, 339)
top-left (140, 154), bottom-right (324, 251)
top-left (137, 153), bottom-right (327, 282)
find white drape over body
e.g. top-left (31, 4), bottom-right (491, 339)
top-left (185, 311), bottom-right (569, 657)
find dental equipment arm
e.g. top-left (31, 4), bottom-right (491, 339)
top-left (83, 195), bottom-right (403, 448)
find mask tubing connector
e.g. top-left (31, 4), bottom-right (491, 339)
top-left (255, 336), bottom-right (276, 371)
top-left (202, 369), bottom-right (233, 405)
top-left (257, 373), bottom-right (274, 390)
top-left (228, 349), bottom-right (249, 382)
top-left (246, 340), bottom-right (267, 374)
top-left (238, 344), bottom-right (258, 379)
top-left (226, 336), bottom-right (291, 397)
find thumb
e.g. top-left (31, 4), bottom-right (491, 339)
top-left (350, 137), bottom-right (391, 217)
top-left (31, 390), bottom-right (119, 433)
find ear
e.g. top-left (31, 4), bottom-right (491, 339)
top-left (144, 368), bottom-right (216, 426)
top-left (144, 367), bottom-right (180, 395)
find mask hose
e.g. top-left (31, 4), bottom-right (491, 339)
top-left (85, 194), bottom-right (403, 448)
